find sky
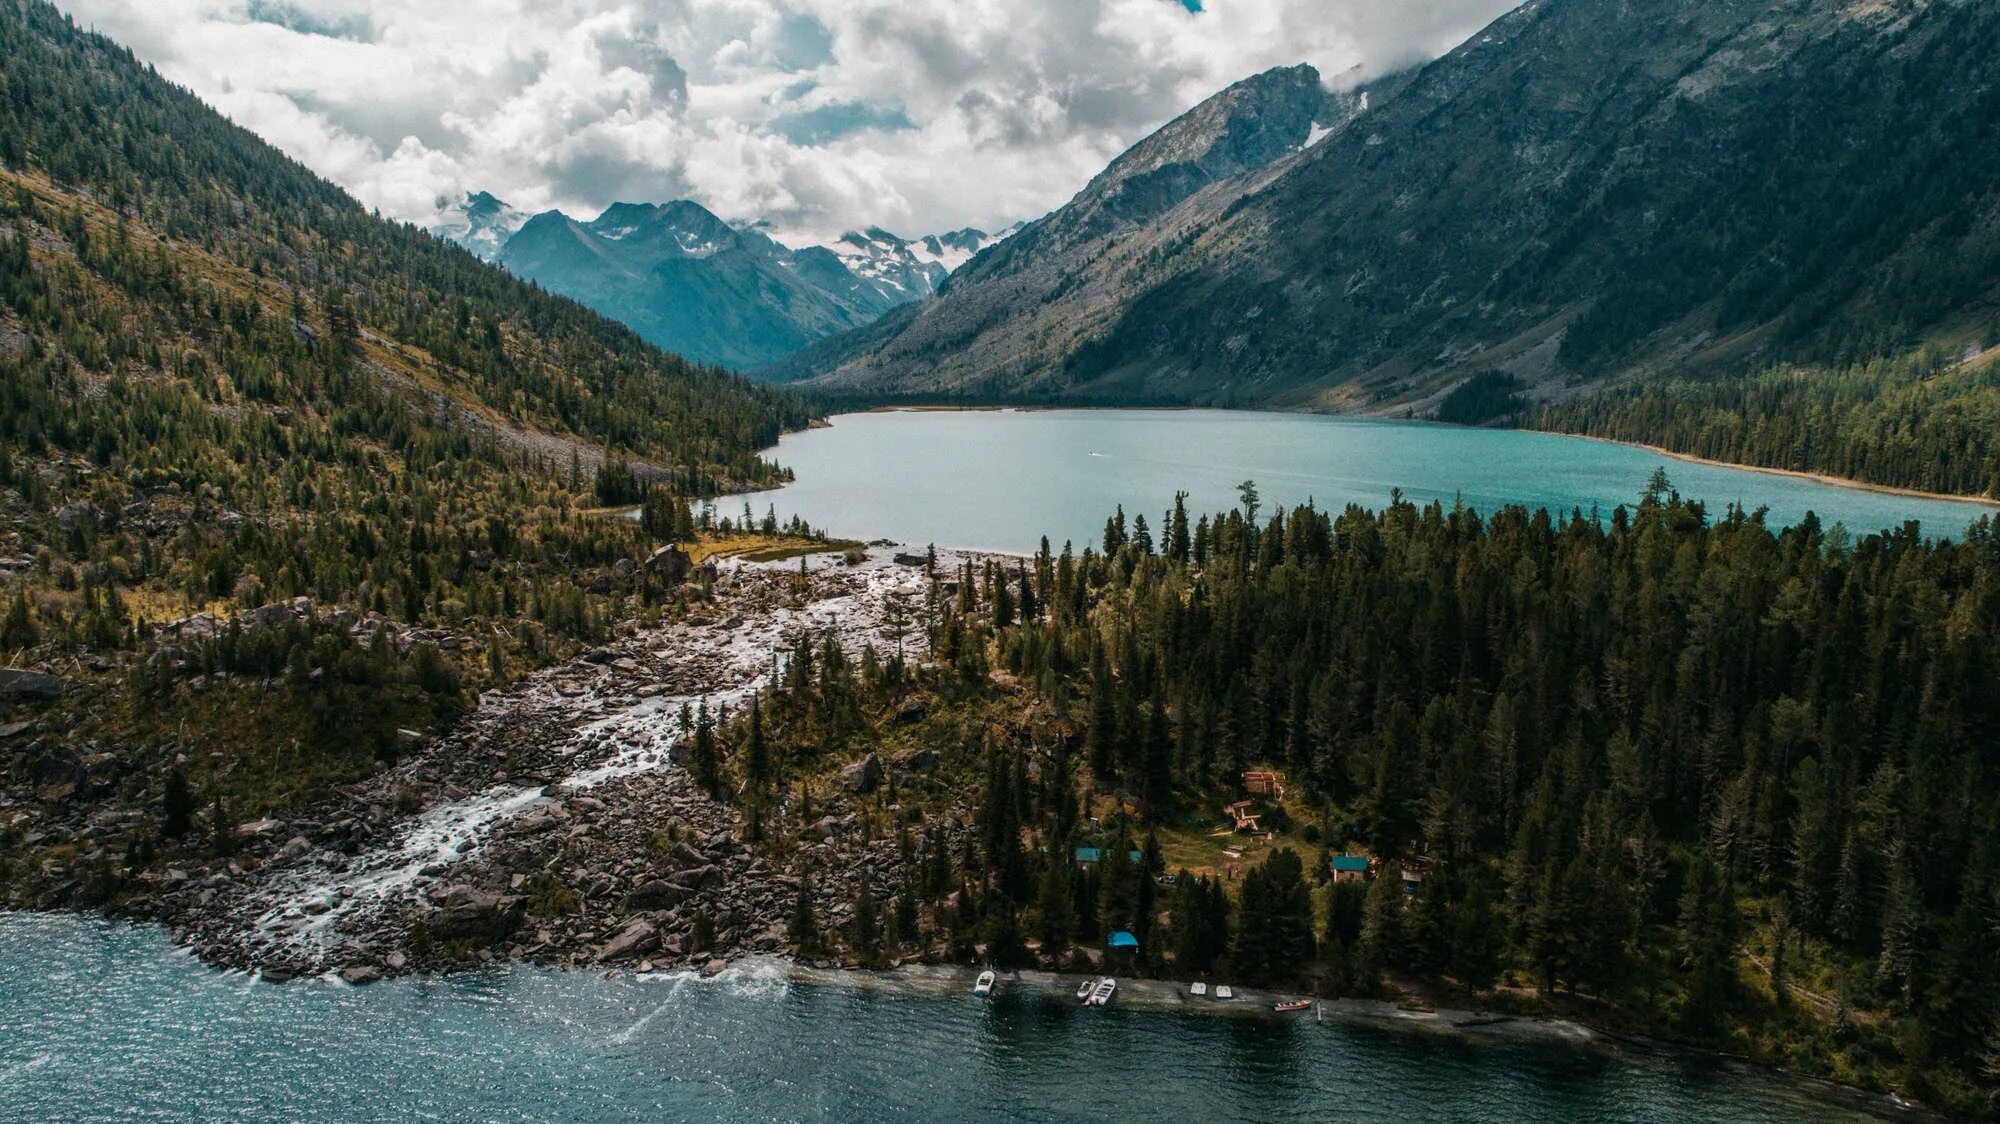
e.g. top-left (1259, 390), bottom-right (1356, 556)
top-left (56, 0), bottom-right (1521, 244)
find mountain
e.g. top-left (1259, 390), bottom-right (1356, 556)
top-left (437, 190), bottom-right (527, 261)
top-left (782, 61), bottom-right (1336, 396)
top-left (822, 224), bottom-right (1020, 306)
top-left (799, 0), bottom-right (2000, 414)
top-left (491, 199), bottom-right (1011, 369)
top-left (0, 0), bottom-right (810, 796)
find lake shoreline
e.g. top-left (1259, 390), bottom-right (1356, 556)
top-left (1553, 430), bottom-right (2000, 509)
top-left (776, 960), bottom-right (1929, 1121)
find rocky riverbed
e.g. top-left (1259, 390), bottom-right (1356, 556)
top-left (117, 545), bottom-right (983, 983)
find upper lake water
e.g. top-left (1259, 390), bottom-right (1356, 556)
top-left (0, 914), bottom-right (1892, 1122)
top-left (730, 409), bottom-right (1998, 551)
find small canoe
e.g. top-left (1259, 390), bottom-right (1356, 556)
top-left (1274, 999), bottom-right (1311, 1013)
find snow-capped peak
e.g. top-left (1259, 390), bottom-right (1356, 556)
top-left (435, 191), bottom-right (527, 261)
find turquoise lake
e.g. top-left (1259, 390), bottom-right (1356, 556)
top-left (728, 409), bottom-right (1998, 551)
top-left (0, 914), bottom-right (1892, 1122)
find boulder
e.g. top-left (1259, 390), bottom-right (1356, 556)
top-left (430, 885), bottom-right (527, 940)
top-left (837, 752), bottom-right (882, 795)
top-left (55, 501), bottom-right (96, 533)
top-left (885, 699), bottom-right (927, 727)
top-left (238, 601), bottom-right (301, 632)
top-left (677, 864), bottom-right (726, 890)
top-left (0, 669), bottom-right (66, 700)
top-left (594, 918), bottom-right (659, 962)
top-left (890, 746), bottom-right (938, 772)
top-left (338, 965), bottom-right (384, 986)
top-left (234, 818), bottom-right (286, 840)
top-left (645, 545), bottom-right (693, 583)
top-left (623, 879), bottom-right (693, 910)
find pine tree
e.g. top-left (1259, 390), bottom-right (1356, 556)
top-left (789, 873), bottom-right (820, 955)
top-left (0, 587), bottom-right (35, 649)
top-left (160, 767), bottom-right (194, 840)
top-left (1352, 868), bottom-right (1404, 994)
top-left (851, 884), bottom-right (881, 965)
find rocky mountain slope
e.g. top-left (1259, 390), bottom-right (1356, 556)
top-left (457, 193), bottom-right (1013, 370)
top-left (798, 0), bottom-right (2000, 411)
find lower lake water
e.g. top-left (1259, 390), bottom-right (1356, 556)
top-left (0, 914), bottom-right (1891, 1122)
top-left (728, 409), bottom-right (1998, 551)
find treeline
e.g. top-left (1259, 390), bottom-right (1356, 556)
top-left (728, 482), bottom-right (2000, 1112)
top-left (1540, 346), bottom-right (2000, 499)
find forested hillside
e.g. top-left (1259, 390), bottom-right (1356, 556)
top-left (0, 0), bottom-right (810, 806)
top-left (1541, 346), bottom-right (2000, 500)
top-left (724, 485), bottom-right (2000, 1113)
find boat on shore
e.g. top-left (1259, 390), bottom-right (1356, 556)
top-left (973, 970), bottom-right (996, 998)
top-left (1075, 979), bottom-right (1095, 1001)
top-left (1274, 999), bottom-right (1311, 1013)
top-left (1086, 978), bottom-right (1117, 1007)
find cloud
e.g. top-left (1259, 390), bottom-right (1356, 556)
top-left (56, 0), bottom-right (1521, 242)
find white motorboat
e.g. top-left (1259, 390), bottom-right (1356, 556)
top-left (1214, 985), bottom-right (1234, 1000)
top-left (1086, 978), bottom-right (1117, 1007)
top-left (973, 970), bottom-right (996, 998)
top-left (1076, 979), bottom-right (1095, 1000)
top-left (1190, 982), bottom-right (1208, 997)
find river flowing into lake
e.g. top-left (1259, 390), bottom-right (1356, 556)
top-left (727, 409), bottom-right (1997, 551)
top-left (0, 914), bottom-right (1896, 1122)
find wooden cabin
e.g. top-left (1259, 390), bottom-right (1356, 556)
top-left (1242, 769), bottom-right (1286, 800)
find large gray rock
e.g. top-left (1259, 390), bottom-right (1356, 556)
top-left (0, 669), bottom-right (66, 700)
top-left (238, 601), bottom-right (304, 632)
top-left (623, 879), bottom-right (693, 911)
top-left (594, 918), bottom-right (659, 963)
top-left (430, 885), bottom-right (526, 940)
top-left (677, 865), bottom-right (726, 890)
top-left (837, 752), bottom-right (882, 795)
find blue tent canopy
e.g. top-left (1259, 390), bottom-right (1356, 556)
top-left (1108, 930), bottom-right (1140, 950)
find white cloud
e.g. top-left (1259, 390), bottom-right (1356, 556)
top-left (56, 0), bottom-right (1520, 241)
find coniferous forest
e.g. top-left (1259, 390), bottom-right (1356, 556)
top-left (1542, 346), bottom-right (2000, 501)
top-left (721, 483), bottom-right (2000, 1112)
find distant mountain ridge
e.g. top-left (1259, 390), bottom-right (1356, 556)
top-left (776, 61), bottom-right (1344, 394)
top-left (439, 194), bottom-right (1014, 369)
top-left (793, 0), bottom-right (2000, 413)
